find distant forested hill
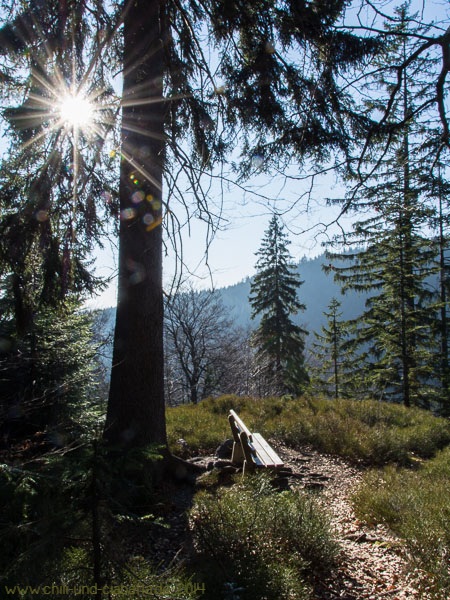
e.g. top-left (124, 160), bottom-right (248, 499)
top-left (218, 253), bottom-right (368, 339)
top-left (95, 252), bottom-right (368, 359)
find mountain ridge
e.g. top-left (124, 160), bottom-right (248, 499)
top-left (95, 252), bottom-right (368, 353)
top-left (216, 253), bottom-right (367, 337)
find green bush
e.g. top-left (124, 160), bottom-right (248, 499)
top-left (56, 552), bottom-right (202, 600)
top-left (0, 441), bottom-right (167, 598)
top-left (352, 447), bottom-right (450, 598)
top-left (190, 473), bottom-right (338, 600)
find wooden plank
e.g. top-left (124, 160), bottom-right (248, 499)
top-left (239, 431), bottom-right (260, 473)
top-left (229, 409), bottom-right (252, 439)
top-left (228, 409), bottom-right (283, 471)
top-left (252, 433), bottom-right (284, 467)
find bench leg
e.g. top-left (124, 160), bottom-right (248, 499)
top-left (231, 440), bottom-right (244, 464)
top-left (240, 432), bottom-right (255, 475)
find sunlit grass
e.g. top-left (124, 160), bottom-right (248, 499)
top-left (166, 395), bottom-right (450, 465)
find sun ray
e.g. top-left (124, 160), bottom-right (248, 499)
top-left (121, 122), bottom-right (166, 141)
top-left (120, 148), bottom-right (163, 193)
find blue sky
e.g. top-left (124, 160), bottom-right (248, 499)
top-left (87, 164), bottom-right (354, 309)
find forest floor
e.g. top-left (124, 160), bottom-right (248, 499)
top-left (147, 443), bottom-right (436, 600)
top-left (277, 445), bottom-right (433, 600)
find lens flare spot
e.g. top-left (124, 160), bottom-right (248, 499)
top-left (151, 199), bottom-right (162, 211)
top-left (143, 213), bottom-right (154, 226)
top-left (146, 194), bottom-right (154, 202)
top-left (132, 190), bottom-right (145, 204)
top-left (101, 190), bottom-right (112, 204)
top-left (252, 154), bottom-right (264, 169)
top-left (146, 216), bottom-right (162, 232)
top-left (126, 260), bottom-right (146, 285)
top-left (36, 210), bottom-right (49, 222)
top-left (214, 85), bottom-right (226, 95)
top-left (139, 145), bottom-right (151, 158)
top-left (121, 208), bottom-right (136, 220)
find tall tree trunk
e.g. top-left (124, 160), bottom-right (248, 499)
top-left (399, 54), bottom-right (414, 408)
top-left (438, 169), bottom-right (450, 413)
top-left (105, 0), bottom-right (167, 447)
top-left (332, 311), bottom-right (339, 400)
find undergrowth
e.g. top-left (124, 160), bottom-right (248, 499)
top-left (190, 472), bottom-right (337, 600)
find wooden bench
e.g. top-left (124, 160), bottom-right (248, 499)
top-left (228, 409), bottom-right (284, 474)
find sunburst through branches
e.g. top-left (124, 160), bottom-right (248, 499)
top-left (58, 92), bottom-right (96, 131)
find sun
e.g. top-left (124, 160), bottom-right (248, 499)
top-left (58, 93), bottom-right (95, 130)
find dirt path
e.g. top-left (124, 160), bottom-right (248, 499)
top-left (276, 444), bottom-right (433, 600)
top-left (150, 444), bottom-right (435, 599)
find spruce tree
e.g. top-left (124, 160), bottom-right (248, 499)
top-left (427, 165), bottom-right (450, 414)
top-left (0, 3), bottom-right (117, 327)
top-left (326, 9), bottom-right (439, 407)
top-left (1, 1), bottom-right (448, 447)
top-left (104, 0), bottom-right (380, 447)
top-left (250, 214), bottom-right (308, 395)
top-left (311, 298), bottom-right (359, 399)
top-left (326, 133), bottom-right (437, 406)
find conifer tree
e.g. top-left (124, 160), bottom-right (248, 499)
top-left (427, 165), bottom-right (450, 414)
top-left (1, 1), bottom-right (448, 447)
top-left (104, 0), bottom-right (380, 447)
top-left (250, 214), bottom-right (308, 395)
top-left (0, 2), bottom-right (114, 441)
top-left (311, 298), bottom-right (358, 399)
top-left (326, 8), bottom-right (440, 407)
top-left (0, 3), bottom-right (117, 330)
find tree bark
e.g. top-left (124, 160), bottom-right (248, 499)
top-left (105, 0), bottom-right (167, 447)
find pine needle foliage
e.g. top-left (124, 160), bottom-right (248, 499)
top-left (311, 298), bottom-right (362, 399)
top-left (250, 215), bottom-right (309, 395)
top-left (325, 7), bottom-right (445, 408)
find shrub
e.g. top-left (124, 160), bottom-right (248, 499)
top-left (190, 473), bottom-right (338, 599)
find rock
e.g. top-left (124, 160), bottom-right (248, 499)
top-left (213, 459), bottom-right (235, 469)
top-left (215, 438), bottom-right (234, 459)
